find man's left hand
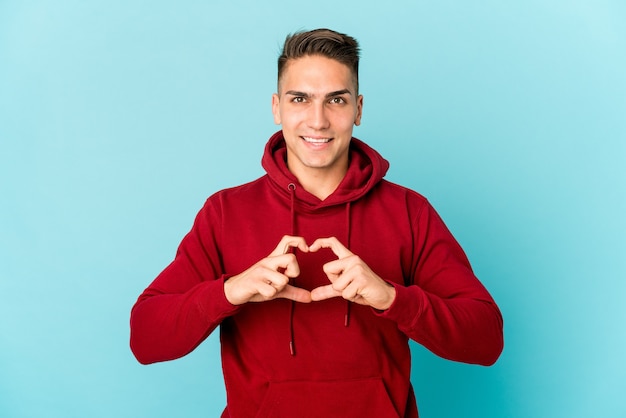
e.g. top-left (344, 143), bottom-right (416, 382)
top-left (309, 237), bottom-right (396, 310)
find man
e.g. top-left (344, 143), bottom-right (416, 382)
top-left (130, 28), bottom-right (503, 417)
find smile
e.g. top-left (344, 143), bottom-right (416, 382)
top-left (302, 137), bottom-right (332, 144)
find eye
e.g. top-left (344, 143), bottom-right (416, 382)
top-left (329, 97), bottom-right (346, 104)
top-left (291, 96), bottom-right (306, 103)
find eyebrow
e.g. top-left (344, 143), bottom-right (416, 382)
top-left (285, 89), bottom-right (353, 99)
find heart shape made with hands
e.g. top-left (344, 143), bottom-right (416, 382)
top-left (269, 235), bottom-right (395, 310)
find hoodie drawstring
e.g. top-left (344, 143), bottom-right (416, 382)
top-left (287, 183), bottom-right (353, 355)
top-left (344, 202), bottom-right (352, 328)
top-left (288, 183), bottom-right (297, 356)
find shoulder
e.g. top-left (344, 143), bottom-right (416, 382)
top-left (376, 179), bottom-right (430, 206)
top-left (198, 175), bottom-right (270, 213)
top-left (207, 175), bottom-right (268, 200)
top-left (361, 180), bottom-right (434, 222)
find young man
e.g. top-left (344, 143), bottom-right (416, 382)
top-left (130, 28), bottom-right (503, 417)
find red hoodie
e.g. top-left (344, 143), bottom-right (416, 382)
top-left (130, 131), bottom-right (503, 417)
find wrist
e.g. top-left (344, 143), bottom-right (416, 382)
top-left (380, 285), bottom-right (396, 310)
top-left (371, 282), bottom-right (396, 311)
top-left (223, 276), bottom-right (240, 306)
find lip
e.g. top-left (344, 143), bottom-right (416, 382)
top-left (301, 136), bottom-right (332, 144)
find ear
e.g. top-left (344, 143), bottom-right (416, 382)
top-left (271, 93), bottom-right (281, 125)
top-left (354, 94), bottom-right (364, 126)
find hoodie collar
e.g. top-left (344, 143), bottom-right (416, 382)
top-left (261, 130), bottom-right (389, 210)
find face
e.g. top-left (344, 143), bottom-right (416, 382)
top-left (272, 55), bottom-right (363, 182)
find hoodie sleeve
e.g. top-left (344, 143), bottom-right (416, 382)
top-left (377, 200), bottom-right (504, 366)
top-left (129, 198), bottom-right (241, 365)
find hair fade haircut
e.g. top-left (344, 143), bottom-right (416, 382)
top-left (277, 28), bottom-right (361, 93)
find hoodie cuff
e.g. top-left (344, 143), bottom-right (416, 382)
top-left (374, 281), bottom-right (425, 329)
top-left (196, 275), bottom-right (242, 324)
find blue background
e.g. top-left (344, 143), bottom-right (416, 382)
top-left (1, 1), bottom-right (625, 417)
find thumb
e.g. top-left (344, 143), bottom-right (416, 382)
top-left (310, 284), bottom-right (341, 302)
top-left (276, 285), bottom-right (312, 303)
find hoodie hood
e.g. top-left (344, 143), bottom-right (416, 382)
top-left (262, 130), bottom-right (389, 210)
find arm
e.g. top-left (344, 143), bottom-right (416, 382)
top-left (310, 202), bottom-right (503, 366)
top-left (129, 199), bottom-right (239, 364)
top-left (130, 196), bottom-right (312, 364)
top-left (378, 202), bottom-right (503, 366)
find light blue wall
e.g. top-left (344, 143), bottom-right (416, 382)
top-left (1, 1), bottom-right (624, 417)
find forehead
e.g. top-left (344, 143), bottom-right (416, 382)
top-left (279, 55), bottom-right (357, 93)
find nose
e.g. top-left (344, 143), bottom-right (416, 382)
top-left (306, 102), bottom-right (330, 130)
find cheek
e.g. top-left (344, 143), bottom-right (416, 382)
top-left (280, 109), bottom-right (307, 128)
top-left (333, 112), bottom-right (359, 131)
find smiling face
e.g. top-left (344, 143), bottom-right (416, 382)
top-left (272, 55), bottom-right (363, 186)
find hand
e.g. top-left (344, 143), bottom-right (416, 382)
top-left (224, 235), bottom-right (312, 305)
top-left (309, 237), bottom-right (396, 310)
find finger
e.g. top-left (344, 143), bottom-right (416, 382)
top-left (265, 253), bottom-right (300, 278)
top-left (310, 284), bottom-right (342, 302)
top-left (275, 285), bottom-right (312, 303)
top-left (340, 280), bottom-right (361, 302)
top-left (257, 281), bottom-right (280, 299)
top-left (269, 235), bottom-right (309, 257)
top-left (309, 237), bottom-right (353, 259)
top-left (322, 258), bottom-right (350, 282)
top-left (320, 266), bottom-right (368, 303)
top-left (261, 268), bottom-right (290, 289)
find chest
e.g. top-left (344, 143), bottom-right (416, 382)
top-left (218, 199), bottom-right (414, 288)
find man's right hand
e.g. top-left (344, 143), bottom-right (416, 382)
top-left (224, 235), bottom-right (312, 305)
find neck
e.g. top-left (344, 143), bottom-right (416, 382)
top-left (288, 163), bottom-right (348, 201)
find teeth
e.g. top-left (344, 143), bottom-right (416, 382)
top-left (303, 137), bottom-right (331, 143)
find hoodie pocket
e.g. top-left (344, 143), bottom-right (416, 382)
top-left (255, 377), bottom-right (400, 418)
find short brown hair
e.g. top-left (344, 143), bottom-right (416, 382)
top-left (277, 28), bottom-right (361, 93)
